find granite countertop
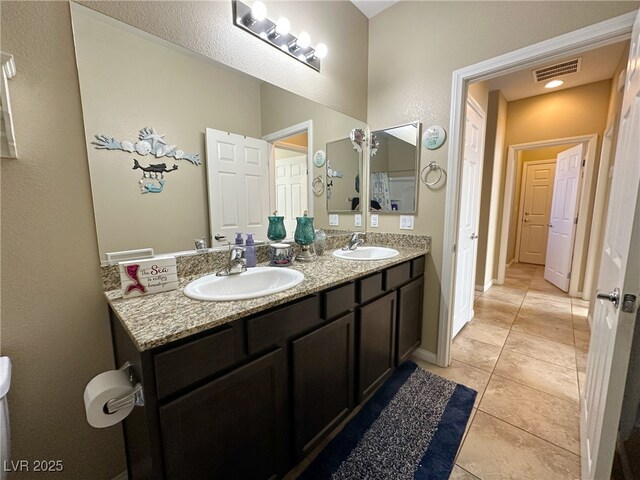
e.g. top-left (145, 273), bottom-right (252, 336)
top-left (106, 244), bottom-right (428, 352)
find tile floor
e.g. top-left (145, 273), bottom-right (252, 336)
top-left (417, 262), bottom-right (591, 480)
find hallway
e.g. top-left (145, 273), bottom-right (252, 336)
top-left (417, 263), bottom-right (590, 479)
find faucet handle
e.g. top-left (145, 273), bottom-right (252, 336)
top-left (230, 245), bottom-right (245, 260)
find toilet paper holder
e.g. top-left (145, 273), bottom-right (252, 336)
top-left (105, 361), bottom-right (145, 415)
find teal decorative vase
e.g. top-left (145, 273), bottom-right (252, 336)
top-left (294, 211), bottom-right (316, 262)
top-left (267, 212), bottom-right (287, 242)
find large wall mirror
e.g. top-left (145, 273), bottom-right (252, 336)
top-left (326, 138), bottom-right (361, 213)
top-left (369, 122), bottom-right (420, 213)
top-left (71, 4), bottom-right (367, 264)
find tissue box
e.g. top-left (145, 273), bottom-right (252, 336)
top-left (119, 255), bottom-right (178, 298)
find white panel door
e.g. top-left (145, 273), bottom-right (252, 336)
top-left (205, 128), bottom-right (270, 241)
top-left (453, 98), bottom-right (485, 337)
top-left (582, 10), bottom-right (640, 479)
top-left (518, 161), bottom-right (556, 265)
top-left (275, 154), bottom-right (308, 236)
top-left (545, 144), bottom-right (584, 291)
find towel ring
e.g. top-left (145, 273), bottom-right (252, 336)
top-left (420, 161), bottom-right (445, 187)
top-left (312, 176), bottom-right (325, 196)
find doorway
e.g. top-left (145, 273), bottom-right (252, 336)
top-left (262, 120), bottom-right (314, 239)
top-left (498, 135), bottom-right (598, 295)
top-left (438, 9), bottom-right (639, 480)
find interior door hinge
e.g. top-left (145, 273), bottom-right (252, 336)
top-left (574, 217), bottom-right (579, 224)
top-left (452, 243), bottom-right (456, 253)
top-left (567, 272), bottom-right (572, 279)
top-left (581, 158), bottom-right (586, 167)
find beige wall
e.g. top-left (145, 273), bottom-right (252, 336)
top-left (79, 0), bottom-right (369, 121)
top-left (1, 2), bottom-right (125, 478)
top-left (0, 1), bottom-right (368, 478)
top-left (504, 80), bottom-right (612, 268)
top-left (260, 82), bottom-right (366, 230)
top-left (73, 7), bottom-right (263, 260)
top-left (476, 90), bottom-right (508, 289)
top-left (368, 1), bottom-right (638, 352)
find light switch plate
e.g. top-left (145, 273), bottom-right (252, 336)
top-left (329, 214), bottom-right (339, 226)
top-left (370, 214), bottom-right (379, 228)
top-left (354, 214), bottom-right (362, 227)
top-left (399, 215), bottom-right (414, 230)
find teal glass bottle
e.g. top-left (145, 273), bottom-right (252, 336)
top-left (267, 212), bottom-right (287, 242)
top-left (294, 211), bottom-right (316, 246)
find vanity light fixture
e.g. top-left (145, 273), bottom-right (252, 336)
top-left (545, 79), bottom-right (564, 89)
top-left (233, 0), bottom-right (326, 71)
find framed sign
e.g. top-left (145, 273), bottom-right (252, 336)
top-left (422, 125), bottom-right (446, 150)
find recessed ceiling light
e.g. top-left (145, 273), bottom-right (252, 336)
top-left (545, 80), bottom-right (564, 89)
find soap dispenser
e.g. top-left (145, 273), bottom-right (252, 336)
top-left (235, 232), bottom-right (244, 246)
top-left (245, 233), bottom-right (257, 267)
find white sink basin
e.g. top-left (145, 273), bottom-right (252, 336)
top-left (332, 246), bottom-right (400, 261)
top-left (184, 267), bottom-right (304, 301)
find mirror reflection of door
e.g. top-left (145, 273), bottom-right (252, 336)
top-left (273, 143), bottom-right (308, 236)
top-left (205, 128), bottom-right (270, 241)
top-left (516, 160), bottom-right (556, 265)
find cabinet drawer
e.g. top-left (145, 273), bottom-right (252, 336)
top-left (324, 283), bottom-right (356, 320)
top-left (154, 324), bottom-right (245, 399)
top-left (358, 272), bottom-right (384, 304)
top-left (384, 261), bottom-right (411, 290)
top-left (411, 256), bottom-right (425, 278)
top-left (247, 295), bottom-right (322, 355)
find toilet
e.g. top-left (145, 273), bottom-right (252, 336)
top-left (0, 357), bottom-right (11, 480)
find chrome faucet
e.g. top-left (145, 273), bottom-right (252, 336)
top-left (343, 232), bottom-right (365, 251)
top-left (216, 245), bottom-right (247, 276)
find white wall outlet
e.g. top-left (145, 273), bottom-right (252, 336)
top-left (399, 215), bottom-right (414, 230)
top-left (354, 214), bottom-right (362, 227)
top-left (329, 214), bottom-right (339, 226)
top-left (370, 214), bottom-right (379, 228)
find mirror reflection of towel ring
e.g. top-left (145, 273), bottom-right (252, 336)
top-left (420, 161), bottom-right (446, 187)
top-left (312, 176), bottom-right (325, 196)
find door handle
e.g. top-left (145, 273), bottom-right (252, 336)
top-left (470, 233), bottom-right (478, 240)
top-left (547, 223), bottom-right (553, 228)
top-left (523, 218), bottom-right (529, 222)
top-left (524, 212), bottom-right (530, 215)
top-left (597, 288), bottom-right (620, 309)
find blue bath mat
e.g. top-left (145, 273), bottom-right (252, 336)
top-left (299, 361), bottom-right (476, 480)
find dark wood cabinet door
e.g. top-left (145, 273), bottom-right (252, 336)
top-left (159, 349), bottom-right (287, 480)
top-left (397, 276), bottom-right (424, 364)
top-left (357, 291), bottom-right (397, 401)
top-left (292, 313), bottom-right (355, 460)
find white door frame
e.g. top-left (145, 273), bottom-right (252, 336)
top-left (438, 11), bottom-right (635, 368)
top-left (498, 134), bottom-right (598, 296)
top-left (262, 120), bottom-right (314, 216)
top-left (514, 159), bottom-right (556, 264)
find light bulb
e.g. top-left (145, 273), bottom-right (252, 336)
top-left (315, 43), bottom-right (328, 59)
top-left (250, 1), bottom-right (267, 21)
top-left (545, 79), bottom-right (564, 89)
top-left (275, 17), bottom-right (290, 36)
top-left (297, 31), bottom-right (311, 49)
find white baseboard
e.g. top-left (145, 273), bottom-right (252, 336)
top-left (412, 347), bottom-right (437, 365)
top-left (475, 280), bottom-right (493, 293)
top-left (112, 471), bottom-right (127, 480)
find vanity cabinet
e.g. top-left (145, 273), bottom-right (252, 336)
top-left (397, 277), bottom-right (424, 364)
top-left (357, 292), bottom-right (396, 401)
top-left (292, 313), bottom-right (355, 458)
top-left (110, 255), bottom-right (425, 480)
top-left (159, 349), bottom-right (287, 480)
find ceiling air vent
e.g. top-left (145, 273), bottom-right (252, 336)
top-left (532, 58), bottom-right (582, 83)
